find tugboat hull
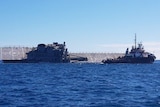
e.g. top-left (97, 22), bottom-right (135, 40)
top-left (102, 57), bottom-right (155, 64)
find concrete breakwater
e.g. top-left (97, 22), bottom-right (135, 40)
top-left (0, 47), bottom-right (124, 63)
top-left (0, 47), bottom-right (32, 60)
top-left (70, 53), bottom-right (124, 63)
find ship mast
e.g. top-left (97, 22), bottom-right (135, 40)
top-left (135, 33), bottom-right (137, 49)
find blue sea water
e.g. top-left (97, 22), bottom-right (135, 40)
top-left (0, 61), bottom-right (160, 107)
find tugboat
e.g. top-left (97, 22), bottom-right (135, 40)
top-left (102, 35), bottom-right (156, 64)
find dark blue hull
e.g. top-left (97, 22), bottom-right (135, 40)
top-left (102, 57), bottom-right (155, 64)
top-left (2, 59), bottom-right (70, 63)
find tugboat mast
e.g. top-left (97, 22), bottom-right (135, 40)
top-left (135, 33), bottom-right (137, 49)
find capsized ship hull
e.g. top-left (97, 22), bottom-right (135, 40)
top-left (2, 60), bottom-right (26, 63)
top-left (2, 59), bottom-right (69, 63)
top-left (2, 42), bottom-right (70, 63)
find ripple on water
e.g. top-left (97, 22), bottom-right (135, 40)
top-left (0, 63), bottom-right (160, 106)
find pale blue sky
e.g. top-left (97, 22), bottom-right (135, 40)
top-left (0, 0), bottom-right (160, 57)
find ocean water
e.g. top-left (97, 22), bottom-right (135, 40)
top-left (0, 61), bottom-right (160, 107)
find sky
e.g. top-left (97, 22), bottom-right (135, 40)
top-left (0, 0), bottom-right (160, 59)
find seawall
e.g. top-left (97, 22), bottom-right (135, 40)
top-left (0, 47), bottom-right (124, 63)
top-left (70, 53), bottom-right (124, 63)
top-left (0, 47), bottom-right (32, 60)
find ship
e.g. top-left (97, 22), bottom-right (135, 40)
top-left (2, 42), bottom-right (70, 63)
top-left (102, 35), bottom-right (156, 64)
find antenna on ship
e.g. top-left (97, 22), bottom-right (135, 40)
top-left (135, 33), bottom-right (137, 49)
